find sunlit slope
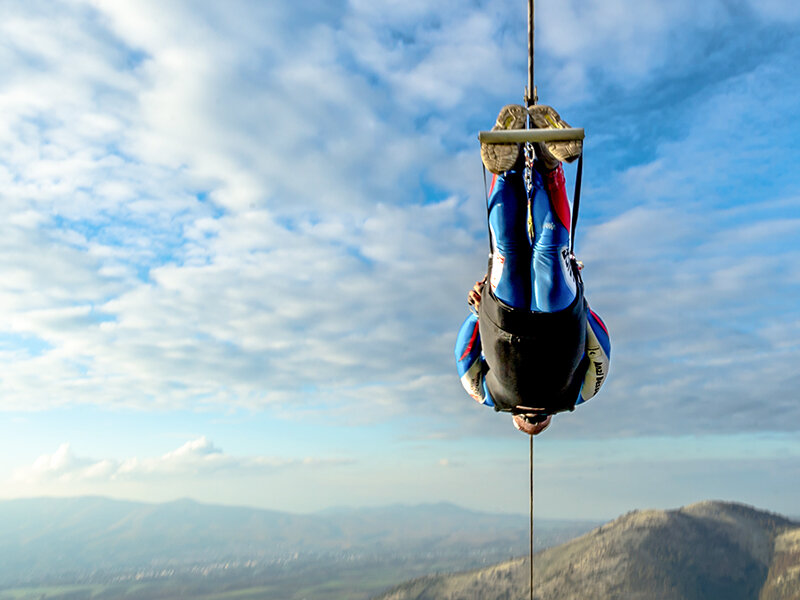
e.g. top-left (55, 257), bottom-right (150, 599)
top-left (761, 527), bottom-right (800, 600)
top-left (375, 501), bottom-right (800, 600)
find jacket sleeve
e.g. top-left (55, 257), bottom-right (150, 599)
top-left (577, 307), bottom-right (611, 405)
top-left (454, 313), bottom-right (493, 407)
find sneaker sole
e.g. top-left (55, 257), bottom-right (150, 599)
top-left (480, 104), bottom-right (527, 174)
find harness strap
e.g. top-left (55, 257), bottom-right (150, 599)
top-left (570, 152), bottom-right (583, 256)
top-left (483, 163), bottom-right (493, 255)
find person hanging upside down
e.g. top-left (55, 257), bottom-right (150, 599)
top-left (455, 104), bottom-right (611, 435)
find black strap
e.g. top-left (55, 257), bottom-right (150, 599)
top-left (482, 163), bottom-right (494, 254)
top-left (569, 152), bottom-right (583, 256)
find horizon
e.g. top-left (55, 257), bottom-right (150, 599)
top-left (2, 492), bottom-right (797, 524)
top-left (1, 0), bottom-right (800, 521)
top-left (4, 493), bottom-right (799, 526)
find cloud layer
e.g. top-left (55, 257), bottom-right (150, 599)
top-left (0, 0), bottom-right (798, 442)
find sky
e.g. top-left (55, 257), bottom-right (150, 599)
top-left (1, 0), bottom-right (799, 521)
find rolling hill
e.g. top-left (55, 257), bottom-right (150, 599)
top-left (0, 496), bottom-right (598, 587)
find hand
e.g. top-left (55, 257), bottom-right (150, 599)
top-left (467, 279), bottom-right (485, 312)
top-left (513, 414), bottom-right (552, 435)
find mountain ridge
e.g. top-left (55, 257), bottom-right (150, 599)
top-left (375, 500), bottom-right (800, 600)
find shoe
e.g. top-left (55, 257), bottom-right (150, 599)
top-left (527, 105), bottom-right (582, 168)
top-left (480, 104), bottom-right (528, 174)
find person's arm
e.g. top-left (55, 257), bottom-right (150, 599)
top-left (455, 313), bottom-right (493, 406)
top-left (577, 307), bottom-right (611, 404)
top-left (454, 281), bottom-right (494, 407)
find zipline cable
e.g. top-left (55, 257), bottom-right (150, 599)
top-left (528, 3), bottom-right (536, 600)
top-left (526, 0), bottom-right (536, 106)
top-left (530, 433), bottom-right (534, 600)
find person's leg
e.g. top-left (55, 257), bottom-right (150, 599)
top-left (487, 163), bottom-right (531, 309)
top-left (528, 164), bottom-right (578, 312)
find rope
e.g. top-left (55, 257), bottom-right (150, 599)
top-left (529, 433), bottom-right (534, 600)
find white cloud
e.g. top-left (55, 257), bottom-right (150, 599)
top-left (0, 0), bottom-right (478, 414)
top-left (12, 437), bottom-right (347, 484)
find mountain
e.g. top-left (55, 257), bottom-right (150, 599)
top-left (375, 501), bottom-right (800, 600)
top-left (0, 497), bottom-right (598, 587)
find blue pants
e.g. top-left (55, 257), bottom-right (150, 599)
top-left (456, 162), bottom-right (611, 411)
top-left (487, 163), bottom-right (577, 312)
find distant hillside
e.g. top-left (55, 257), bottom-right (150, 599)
top-left (375, 501), bottom-right (800, 600)
top-left (0, 497), bottom-right (598, 586)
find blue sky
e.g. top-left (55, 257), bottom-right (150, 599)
top-left (1, 0), bottom-right (799, 520)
